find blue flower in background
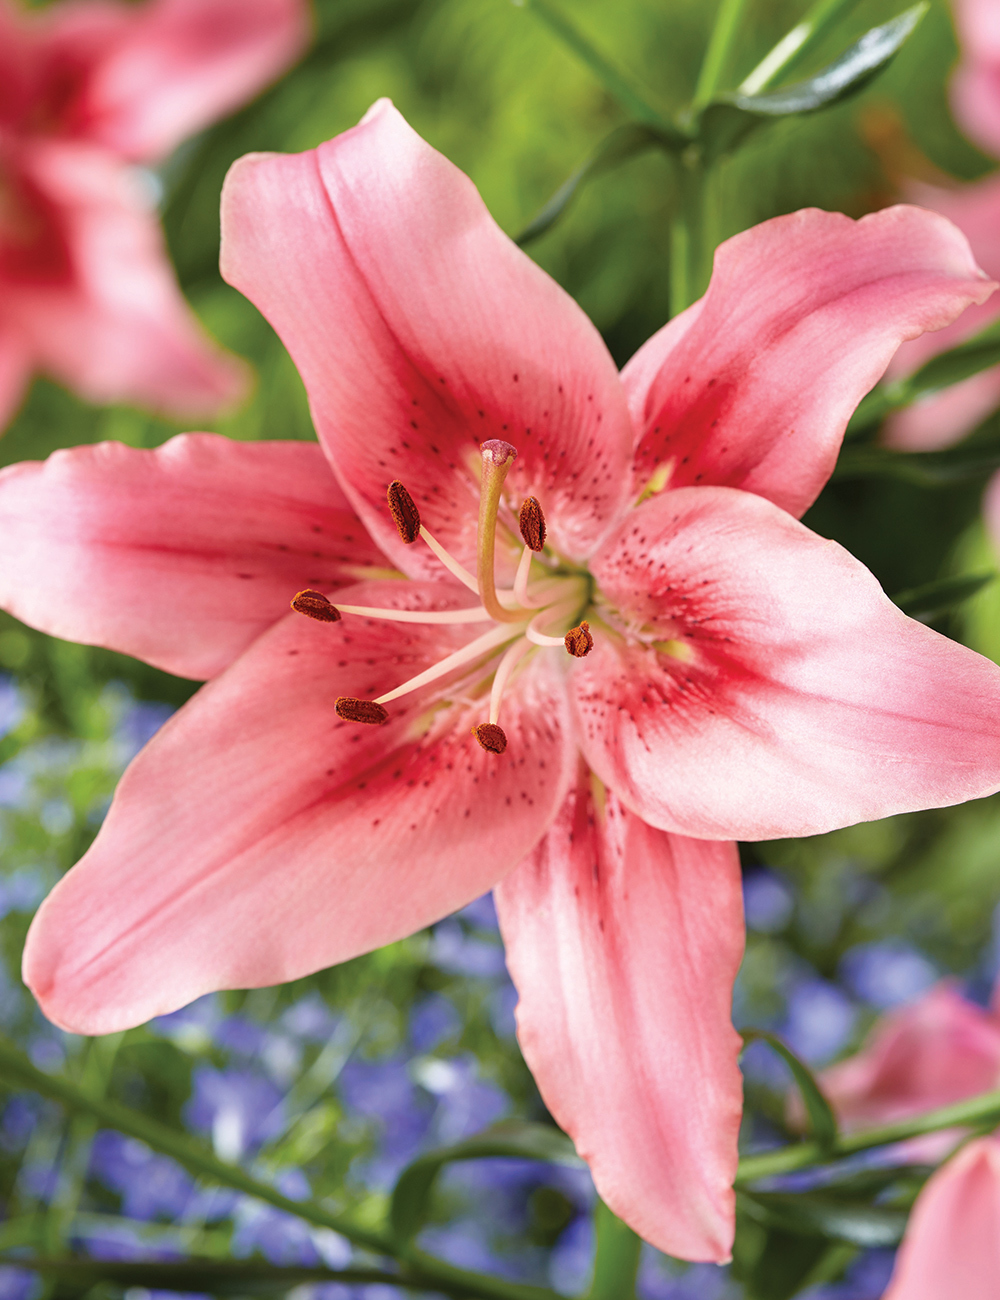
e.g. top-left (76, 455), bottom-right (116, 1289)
top-left (429, 919), bottom-right (507, 978)
top-left (185, 1066), bottom-right (285, 1162)
top-left (743, 869), bottom-right (795, 934)
top-left (840, 941), bottom-right (938, 1009)
top-left (781, 977), bottom-right (857, 1066)
top-left (89, 1131), bottom-right (194, 1220)
top-left (410, 994), bottom-right (461, 1052)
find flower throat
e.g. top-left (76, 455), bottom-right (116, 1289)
top-left (290, 439), bottom-right (592, 754)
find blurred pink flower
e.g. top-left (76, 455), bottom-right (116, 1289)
top-left (5, 103), bottom-right (1000, 1260)
top-left (884, 0), bottom-right (1000, 451)
top-left (817, 979), bottom-right (1000, 1160)
top-left (883, 1131), bottom-right (1000, 1299)
top-left (0, 0), bottom-right (309, 428)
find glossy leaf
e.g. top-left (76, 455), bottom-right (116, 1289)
top-left (739, 0), bottom-right (866, 95)
top-left (741, 1030), bottom-right (838, 1153)
top-left (389, 1120), bottom-right (581, 1245)
top-left (698, 4), bottom-right (927, 161)
top-left (738, 1190), bottom-right (907, 1247)
top-left (892, 572), bottom-right (996, 620)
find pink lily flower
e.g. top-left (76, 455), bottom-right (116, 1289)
top-left (0, 0), bottom-right (309, 428)
top-left (883, 0), bottom-right (1000, 452)
top-left (882, 1132), bottom-right (1000, 1298)
top-left (4, 102), bottom-right (1000, 1261)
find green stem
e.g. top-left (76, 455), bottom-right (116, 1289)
top-left (737, 1088), bottom-right (1000, 1184)
top-left (587, 1201), bottom-right (641, 1299)
top-left (9, 1260), bottom-right (412, 1291)
top-left (519, 0), bottom-right (672, 130)
top-left (0, 1034), bottom-right (560, 1300)
top-left (739, 0), bottom-right (865, 94)
top-left (692, 0), bottom-right (752, 109)
top-left (669, 157), bottom-right (705, 317)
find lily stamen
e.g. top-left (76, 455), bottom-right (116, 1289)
top-left (374, 623), bottom-right (517, 706)
top-left (525, 599), bottom-right (584, 648)
top-left (488, 637), bottom-right (535, 725)
top-left (321, 454), bottom-right (592, 751)
top-left (292, 590), bottom-right (493, 625)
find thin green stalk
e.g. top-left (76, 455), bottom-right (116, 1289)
top-left (740, 0), bottom-right (865, 94)
top-left (0, 1034), bottom-right (560, 1300)
top-left (692, 0), bottom-right (752, 109)
top-left (518, 0), bottom-right (672, 130)
top-left (587, 1201), bottom-right (641, 1299)
top-left (737, 1087), bottom-right (1000, 1184)
top-left (669, 158), bottom-right (705, 317)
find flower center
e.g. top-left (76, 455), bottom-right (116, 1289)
top-left (291, 440), bottom-right (592, 753)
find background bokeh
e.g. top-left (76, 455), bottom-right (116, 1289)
top-left (3, 0), bottom-right (1000, 1296)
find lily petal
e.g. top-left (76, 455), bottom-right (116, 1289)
top-left (23, 583), bottom-right (574, 1034)
top-left (12, 142), bottom-right (247, 419)
top-left (576, 487), bottom-right (1000, 840)
top-left (0, 434), bottom-right (386, 680)
top-left (623, 206), bottom-right (995, 517)
top-left (495, 772), bottom-right (743, 1262)
top-left (220, 100), bottom-right (633, 577)
top-left (52, 0), bottom-right (310, 163)
top-left (883, 1133), bottom-right (1000, 1299)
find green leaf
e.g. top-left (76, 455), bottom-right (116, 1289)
top-left (587, 1200), bottom-right (641, 1300)
top-left (739, 1190), bottom-right (907, 1248)
top-left (740, 1229), bottom-right (834, 1300)
top-left (739, 0), bottom-right (865, 94)
top-left (849, 314), bottom-right (1000, 436)
top-left (741, 1030), bottom-right (838, 1153)
top-left (892, 572), bottom-right (996, 620)
top-left (698, 4), bottom-right (927, 160)
top-left (516, 124), bottom-right (673, 246)
top-left (389, 1120), bottom-right (581, 1245)
top-left (834, 435), bottom-right (1000, 487)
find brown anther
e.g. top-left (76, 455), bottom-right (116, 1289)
top-left (291, 590), bottom-right (342, 622)
top-left (474, 722), bottom-right (508, 754)
top-left (387, 480), bottom-right (420, 544)
top-left (335, 697), bottom-right (388, 725)
top-left (564, 621), bottom-right (594, 658)
top-left (518, 496), bottom-right (546, 552)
